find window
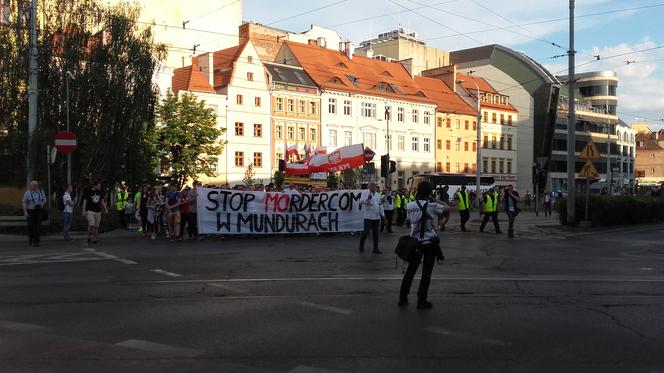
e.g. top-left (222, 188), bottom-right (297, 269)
top-left (436, 162), bottom-right (442, 172)
top-left (483, 135), bottom-right (488, 149)
top-left (492, 136), bottom-right (497, 149)
top-left (455, 162), bottom-right (460, 173)
top-left (472, 163), bottom-right (476, 172)
top-left (329, 130), bottom-right (337, 146)
top-left (287, 99), bottom-right (294, 112)
top-left (363, 132), bottom-right (376, 148)
top-left (508, 115), bottom-right (513, 125)
top-left (437, 117), bottom-right (443, 127)
top-left (384, 134), bottom-right (392, 151)
top-left (361, 102), bottom-right (376, 118)
top-left (499, 159), bottom-right (504, 174)
top-left (464, 142), bottom-right (469, 151)
top-left (507, 160), bottom-right (512, 174)
top-left (465, 120), bottom-right (469, 130)
top-left (287, 126), bottom-right (295, 140)
top-left (500, 114), bottom-right (505, 125)
top-left (492, 113), bottom-right (497, 124)
top-left (247, 72), bottom-right (254, 81)
top-left (276, 152), bottom-right (283, 161)
top-left (446, 162), bottom-right (451, 172)
top-left (343, 100), bottom-right (352, 115)
top-left (253, 152), bottom-right (262, 168)
top-left (500, 135), bottom-right (505, 150)
top-left (275, 125), bottom-right (283, 139)
top-left (253, 123), bottom-right (262, 137)
top-left (446, 140), bottom-right (451, 150)
top-left (650, 153), bottom-right (655, 159)
top-left (309, 101), bottom-right (317, 115)
top-left (507, 136), bottom-right (513, 150)
top-left (328, 98), bottom-right (337, 114)
top-left (234, 152), bottom-right (244, 167)
top-left (309, 128), bottom-right (317, 141)
top-left (344, 131), bottom-right (352, 146)
top-left (472, 142), bottom-right (476, 151)
top-left (412, 109), bottom-right (419, 123)
top-left (423, 138), bottom-right (430, 152)
top-left (235, 122), bottom-right (244, 136)
top-left (472, 121), bottom-right (477, 130)
top-left (298, 127), bottom-right (306, 141)
top-left (398, 107), bottom-right (404, 122)
top-left (455, 119), bottom-right (460, 129)
top-left (455, 138), bottom-right (461, 151)
top-left (483, 159), bottom-right (488, 173)
top-left (236, 94), bottom-right (243, 105)
top-left (446, 118), bottom-right (451, 128)
top-left (651, 168), bottom-right (656, 173)
top-left (491, 159), bottom-right (496, 173)
top-left (276, 97), bottom-right (284, 111)
top-left (483, 111), bottom-right (488, 123)
top-left (424, 112), bottom-right (430, 125)
top-left (464, 163), bottom-right (469, 173)
top-left (437, 139), bottom-right (442, 149)
top-left (411, 137), bottom-right (419, 151)
top-left (398, 135), bottom-right (405, 151)
top-left (247, 55), bottom-right (253, 63)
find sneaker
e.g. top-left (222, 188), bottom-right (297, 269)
top-left (372, 249), bottom-right (383, 254)
top-left (417, 300), bottom-right (433, 310)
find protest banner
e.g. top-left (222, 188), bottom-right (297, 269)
top-left (197, 188), bottom-right (367, 235)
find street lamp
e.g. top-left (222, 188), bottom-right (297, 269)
top-left (65, 70), bottom-right (75, 185)
top-left (456, 79), bottom-right (482, 210)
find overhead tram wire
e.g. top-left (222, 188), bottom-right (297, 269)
top-left (183, 0), bottom-right (241, 26)
top-left (265, 0), bottom-right (350, 26)
top-left (327, 0), bottom-right (458, 28)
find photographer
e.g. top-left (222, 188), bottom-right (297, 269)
top-left (503, 185), bottom-right (520, 239)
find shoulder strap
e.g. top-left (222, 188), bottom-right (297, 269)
top-left (415, 200), bottom-right (429, 239)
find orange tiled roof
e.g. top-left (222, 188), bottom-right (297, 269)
top-left (457, 74), bottom-right (517, 113)
top-left (283, 41), bottom-right (436, 105)
top-left (414, 76), bottom-right (477, 116)
top-left (172, 60), bottom-right (215, 95)
top-left (210, 43), bottom-right (246, 88)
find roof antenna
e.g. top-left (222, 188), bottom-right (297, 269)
top-left (594, 54), bottom-right (600, 60)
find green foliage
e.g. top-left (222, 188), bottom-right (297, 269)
top-left (556, 195), bottom-right (664, 226)
top-left (242, 162), bottom-right (256, 186)
top-left (326, 172), bottom-right (338, 189)
top-left (0, 0), bottom-right (164, 189)
top-left (273, 171), bottom-right (285, 189)
top-left (341, 169), bottom-right (360, 189)
top-left (156, 92), bottom-right (224, 188)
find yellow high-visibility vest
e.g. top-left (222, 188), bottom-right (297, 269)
top-left (116, 192), bottom-right (128, 211)
top-left (484, 192), bottom-right (498, 212)
top-left (456, 191), bottom-right (470, 210)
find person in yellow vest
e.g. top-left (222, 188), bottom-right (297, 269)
top-left (116, 185), bottom-right (129, 230)
top-left (455, 185), bottom-right (470, 232)
top-left (479, 187), bottom-right (502, 234)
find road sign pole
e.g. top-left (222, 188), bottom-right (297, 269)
top-left (584, 177), bottom-right (589, 221)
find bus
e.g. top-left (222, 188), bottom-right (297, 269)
top-left (409, 173), bottom-right (496, 197)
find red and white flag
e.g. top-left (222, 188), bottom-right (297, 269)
top-left (286, 144), bottom-right (301, 161)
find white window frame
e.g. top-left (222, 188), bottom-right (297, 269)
top-left (411, 137), bottom-right (419, 152)
top-left (328, 98), bottom-right (337, 114)
top-left (423, 138), bottom-right (430, 152)
top-left (343, 100), bottom-right (352, 116)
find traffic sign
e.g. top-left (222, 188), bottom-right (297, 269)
top-left (579, 160), bottom-right (598, 178)
top-left (579, 140), bottom-right (600, 159)
top-left (363, 147), bottom-right (375, 162)
top-left (54, 131), bottom-right (77, 154)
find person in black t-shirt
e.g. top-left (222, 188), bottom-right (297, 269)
top-left (81, 181), bottom-right (108, 244)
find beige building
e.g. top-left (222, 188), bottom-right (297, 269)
top-left (355, 28), bottom-right (450, 76)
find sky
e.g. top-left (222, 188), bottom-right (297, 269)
top-left (243, 0), bottom-right (664, 129)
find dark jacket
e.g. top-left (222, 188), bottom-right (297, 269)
top-left (503, 191), bottom-right (520, 213)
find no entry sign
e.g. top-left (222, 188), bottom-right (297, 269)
top-left (54, 131), bottom-right (77, 154)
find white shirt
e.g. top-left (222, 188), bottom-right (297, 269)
top-left (63, 192), bottom-right (73, 213)
top-left (360, 191), bottom-right (384, 220)
top-left (407, 200), bottom-right (445, 242)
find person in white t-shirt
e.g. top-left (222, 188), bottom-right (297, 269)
top-left (62, 184), bottom-right (76, 241)
top-left (358, 181), bottom-right (385, 254)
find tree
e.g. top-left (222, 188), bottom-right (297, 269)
top-left (273, 170), bottom-right (285, 189)
top-left (326, 172), bottom-right (338, 189)
top-left (242, 162), bottom-right (256, 186)
top-left (156, 92), bottom-right (223, 188)
top-left (0, 0), bottom-right (166, 189)
top-left (341, 169), bottom-right (361, 189)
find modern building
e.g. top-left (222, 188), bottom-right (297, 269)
top-left (264, 62), bottom-right (321, 168)
top-left (559, 71), bottom-right (618, 115)
top-left (355, 28), bottom-right (450, 76)
top-left (275, 40), bottom-right (438, 189)
top-left (634, 124), bottom-right (664, 186)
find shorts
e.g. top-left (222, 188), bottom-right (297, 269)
top-left (167, 211), bottom-right (181, 225)
top-left (86, 211), bottom-right (102, 227)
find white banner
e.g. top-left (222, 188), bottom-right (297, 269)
top-left (197, 188), bottom-right (366, 235)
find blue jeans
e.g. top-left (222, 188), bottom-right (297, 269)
top-left (63, 212), bottom-right (72, 240)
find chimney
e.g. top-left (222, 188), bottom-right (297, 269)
top-left (344, 41), bottom-right (354, 60)
top-left (339, 41), bottom-right (345, 52)
top-left (365, 44), bottom-right (374, 59)
top-left (421, 64), bottom-right (457, 92)
top-left (207, 52), bottom-right (214, 87)
top-left (317, 37), bottom-right (327, 48)
top-left (197, 52), bottom-right (214, 87)
top-left (308, 39), bottom-right (317, 46)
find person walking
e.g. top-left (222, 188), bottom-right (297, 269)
top-left (22, 180), bottom-right (46, 246)
top-left (178, 187), bottom-right (190, 240)
top-left (399, 181), bottom-right (446, 309)
top-left (503, 185), bottom-right (520, 239)
top-left (479, 187), bottom-right (501, 234)
top-left (358, 181), bottom-right (385, 254)
top-left (188, 181), bottom-right (200, 240)
top-left (455, 185), bottom-right (471, 232)
top-left (380, 187), bottom-right (395, 233)
top-left (524, 190), bottom-right (532, 208)
top-left (396, 189), bottom-right (406, 227)
top-left (115, 185), bottom-right (129, 230)
top-left (137, 186), bottom-right (149, 236)
top-left (543, 190), bottom-right (552, 217)
top-left (82, 181), bottom-right (108, 245)
top-left (164, 185), bottom-right (181, 241)
top-left (62, 184), bottom-right (76, 241)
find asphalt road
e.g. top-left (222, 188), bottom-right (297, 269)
top-left (1, 222), bottom-right (663, 373)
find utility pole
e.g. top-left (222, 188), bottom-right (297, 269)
top-left (385, 106), bottom-right (391, 188)
top-left (66, 71), bottom-right (75, 185)
top-left (606, 122), bottom-right (611, 196)
top-left (27, 0), bottom-right (38, 185)
top-left (566, 0), bottom-right (576, 224)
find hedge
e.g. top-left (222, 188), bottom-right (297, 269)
top-left (556, 195), bottom-right (664, 226)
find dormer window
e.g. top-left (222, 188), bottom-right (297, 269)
top-left (415, 91), bottom-right (425, 97)
top-left (382, 70), bottom-right (393, 77)
top-left (336, 62), bottom-right (349, 69)
top-left (330, 76), bottom-right (346, 85)
top-left (347, 75), bottom-right (360, 87)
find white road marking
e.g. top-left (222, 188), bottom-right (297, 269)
top-left (150, 269), bottom-right (182, 277)
top-left (94, 251), bottom-right (137, 265)
top-left (0, 252), bottom-right (109, 266)
top-left (0, 320), bottom-right (52, 333)
top-left (289, 366), bottom-right (347, 373)
top-left (83, 248), bottom-right (96, 252)
top-left (115, 339), bottom-right (201, 357)
top-left (425, 326), bottom-right (512, 346)
top-left (298, 301), bottom-right (353, 315)
top-left (208, 283), bottom-right (248, 293)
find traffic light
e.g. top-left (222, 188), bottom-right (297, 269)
top-left (389, 160), bottom-right (396, 173)
top-left (380, 155), bottom-right (389, 178)
top-left (278, 159), bottom-right (286, 172)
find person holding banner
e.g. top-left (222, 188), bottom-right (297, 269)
top-left (358, 182), bottom-right (385, 254)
